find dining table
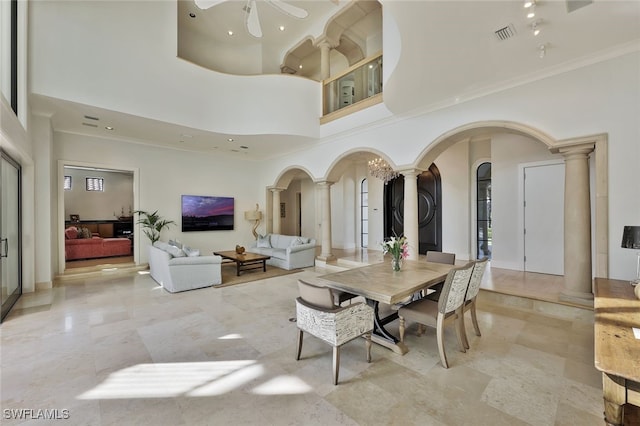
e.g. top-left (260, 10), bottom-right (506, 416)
top-left (315, 259), bottom-right (455, 355)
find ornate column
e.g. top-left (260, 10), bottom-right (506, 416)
top-left (317, 181), bottom-right (335, 261)
top-left (553, 142), bottom-right (595, 305)
top-left (401, 169), bottom-right (421, 260)
top-left (271, 188), bottom-right (283, 235)
top-left (315, 38), bottom-right (337, 81)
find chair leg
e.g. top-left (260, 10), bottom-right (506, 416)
top-left (365, 333), bottom-right (372, 363)
top-left (399, 316), bottom-right (406, 342)
top-left (295, 330), bottom-right (303, 360)
top-left (460, 309), bottom-right (470, 350)
top-left (454, 311), bottom-right (467, 353)
top-left (333, 346), bottom-right (340, 385)
top-left (417, 323), bottom-right (426, 336)
top-left (436, 314), bottom-right (449, 368)
top-left (470, 300), bottom-right (482, 337)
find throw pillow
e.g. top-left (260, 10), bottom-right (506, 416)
top-left (290, 237), bottom-right (305, 247)
top-left (168, 239), bottom-right (183, 249)
top-left (65, 227), bottom-right (78, 240)
top-left (81, 227), bottom-right (92, 239)
top-left (165, 245), bottom-right (186, 258)
top-left (257, 234), bottom-right (271, 248)
top-left (182, 245), bottom-right (200, 257)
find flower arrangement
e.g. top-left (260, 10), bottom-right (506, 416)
top-left (381, 235), bottom-right (409, 271)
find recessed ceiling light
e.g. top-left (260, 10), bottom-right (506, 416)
top-left (299, 65), bottom-right (302, 69)
top-left (227, 138), bottom-right (234, 142)
top-left (105, 126), bottom-right (114, 130)
top-left (228, 30), bottom-right (234, 36)
top-left (189, 12), bottom-right (196, 18)
top-left (279, 25), bottom-right (285, 31)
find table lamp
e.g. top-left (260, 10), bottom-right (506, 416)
top-left (244, 203), bottom-right (262, 239)
top-left (621, 225), bottom-right (640, 285)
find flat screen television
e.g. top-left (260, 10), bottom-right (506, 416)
top-left (181, 195), bottom-right (234, 232)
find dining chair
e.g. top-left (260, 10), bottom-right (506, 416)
top-left (460, 257), bottom-right (489, 349)
top-left (295, 279), bottom-right (374, 385)
top-left (423, 250), bottom-right (456, 301)
top-left (398, 261), bottom-right (474, 368)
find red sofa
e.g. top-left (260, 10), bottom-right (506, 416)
top-left (65, 227), bottom-right (132, 261)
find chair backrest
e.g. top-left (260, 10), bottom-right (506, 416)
top-left (426, 251), bottom-right (456, 265)
top-left (466, 257), bottom-right (489, 301)
top-left (437, 261), bottom-right (474, 314)
top-left (298, 279), bottom-right (336, 310)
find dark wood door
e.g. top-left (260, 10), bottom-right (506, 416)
top-left (384, 164), bottom-right (441, 254)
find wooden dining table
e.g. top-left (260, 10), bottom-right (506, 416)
top-left (315, 259), bottom-right (454, 355)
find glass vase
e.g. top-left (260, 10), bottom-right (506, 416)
top-left (391, 257), bottom-right (402, 272)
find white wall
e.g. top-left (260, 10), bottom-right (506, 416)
top-left (64, 168), bottom-right (133, 221)
top-left (491, 134), bottom-right (558, 270)
top-left (53, 132), bottom-right (266, 267)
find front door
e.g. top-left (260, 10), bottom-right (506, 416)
top-left (384, 164), bottom-right (442, 254)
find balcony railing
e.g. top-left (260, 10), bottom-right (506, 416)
top-left (321, 53), bottom-right (382, 124)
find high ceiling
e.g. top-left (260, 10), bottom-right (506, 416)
top-left (31, 0), bottom-right (640, 160)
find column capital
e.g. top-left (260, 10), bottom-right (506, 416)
top-left (550, 141), bottom-right (595, 157)
top-left (398, 168), bottom-right (423, 179)
top-left (316, 181), bottom-right (335, 188)
top-left (269, 187), bottom-right (286, 193)
top-left (313, 36), bottom-right (339, 49)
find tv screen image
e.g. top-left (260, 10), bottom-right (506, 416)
top-left (181, 195), bottom-right (234, 232)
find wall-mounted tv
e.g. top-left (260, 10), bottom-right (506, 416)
top-left (181, 195), bottom-right (234, 232)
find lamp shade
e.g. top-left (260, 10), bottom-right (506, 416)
top-left (244, 210), bottom-right (262, 221)
top-left (621, 226), bottom-right (640, 249)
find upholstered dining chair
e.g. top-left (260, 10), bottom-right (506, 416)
top-left (460, 257), bottom-right (489, 349)
top-left (398, 261), bottom-right (474, 368)
top-left (424, 251), bottom-right (456, 301)
top-left (295, 279), bottom-right (374, 385)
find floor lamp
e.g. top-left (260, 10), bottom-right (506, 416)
top-left (621, 225), bottom-right (640, 286)
top-left (245, 204), bottom-right (262, 239)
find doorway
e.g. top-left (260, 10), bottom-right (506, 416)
top-left (1, 150), bottom-right (22, 321)
top-left (384, 163), bottom-right (442, 254)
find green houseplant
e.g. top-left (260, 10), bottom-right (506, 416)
top-left (134, 210), bottom-right (175, 244)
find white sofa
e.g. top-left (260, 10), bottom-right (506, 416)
top-left (148, 241), bottom-right (222, 293)
top-left (247, 234), bottom-right (316, 270)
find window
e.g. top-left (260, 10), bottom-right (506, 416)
top-left (64, 176), bottom-right (72, 190)
top-left (86, 177), bottom-right (104, 192)
top-left (477, 162), bottom-right (492, 259)
top-left (361, 178), bottom-right (368, 248)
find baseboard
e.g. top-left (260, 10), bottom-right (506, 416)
top-left (35, 281), bottom-right (53, 290)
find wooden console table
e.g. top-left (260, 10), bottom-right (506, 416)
top-left (594, 277), bottom-right (640, 426)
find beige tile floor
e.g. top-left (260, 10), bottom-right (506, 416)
top-left (1, 264), bottom-right (607, 426)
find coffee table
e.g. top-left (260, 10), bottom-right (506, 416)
top-left (213, 250), bottom-right (271, 276)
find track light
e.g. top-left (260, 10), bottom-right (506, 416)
top-left (527, 5), bottom-right (536, 18)
top-left (524, 0), bottom-right (535, 8)
top-left (538, 43), bottom-right (547, 59)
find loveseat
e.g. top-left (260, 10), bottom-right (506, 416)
top-left (148, 241), bottom-right (222, 293)
top-left (247, 233), bottom-right (316, 270)
top-left (64, 226), bottom-right (131, 261)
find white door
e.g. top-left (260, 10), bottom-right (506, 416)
top-left (523, 163), bottom-right (564, 275)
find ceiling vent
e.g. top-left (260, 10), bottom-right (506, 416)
top-left (82, 122), bottom-right (98, 128)
top-left (494, 24), bottom-right (517, 41)
top-left (567, 0), bottom-right (593, 13)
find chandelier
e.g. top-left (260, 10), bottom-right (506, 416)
top-left (368, 157), bottom-right (398, 184)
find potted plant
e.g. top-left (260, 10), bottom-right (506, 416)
top-left (134, 210), bottom-right (175, 244)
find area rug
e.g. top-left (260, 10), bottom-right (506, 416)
top-left (216, 263), bottom-right (302, 288)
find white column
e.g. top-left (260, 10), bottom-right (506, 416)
top-left (319, 41), bottom-right (331, 81)
top-left (555, 143), bottom-right (595, 304)
top-left (401, 169), bottom-right (420, 260)
top-left (271, 188), bottom-right (283, 235)
top-left (317, 181), bottom-right (335, 261)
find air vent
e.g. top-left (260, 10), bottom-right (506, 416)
top-left (494, 24), bottom-right (517, 41)
top-left (83, 115), bottom-right (99, 121)
top-left (567, 0), bottom-right (593, 13)
top-left (82, 122), bottom-right (98, 128)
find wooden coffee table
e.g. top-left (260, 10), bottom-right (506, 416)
top-left (213, 251), bottom-right (271, 276)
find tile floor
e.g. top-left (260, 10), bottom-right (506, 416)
top-left (1, 265), bottom-right (608, 425)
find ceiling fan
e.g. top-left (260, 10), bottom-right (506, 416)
top-left (194, 0), bottom-right (309, 38)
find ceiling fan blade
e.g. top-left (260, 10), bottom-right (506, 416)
top-left (246, 0), bottom-right (263, 38)
top-left (194, 0), bottom-right (226, 10)
top-left (265, 0), bottom-right (308, 19)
